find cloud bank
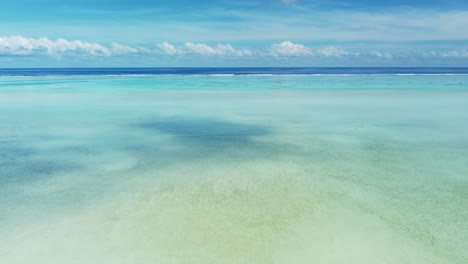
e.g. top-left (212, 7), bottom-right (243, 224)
top-left (156, 42), bottom-right (252, 57)
top-left (1, 36), bottom-right (468, 66)
top-left (110, 43), bottom-right (138, 55)
top-left (268, 41), bottom-right (312, 56)
top-left (0, 36), bottom-right (110, 56)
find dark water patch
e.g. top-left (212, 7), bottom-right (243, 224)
top-left (0, 139), bottom-right (81, 185)
top-left (136, 117), bottom-right (271, 147)
top-left (0, 139), bottom-right (87, 228)
top-left (133, 116), bottom-right (302, 163)
top-left (1, 158), bottom-right (81, 185)
top-left (0, 140), bottom-right (33, 167)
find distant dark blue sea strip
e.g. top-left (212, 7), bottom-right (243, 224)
top-left (1, 67), bottom-right (468, 76)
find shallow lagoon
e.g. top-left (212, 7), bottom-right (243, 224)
top-left (1, 74), bottom-right (467, 263)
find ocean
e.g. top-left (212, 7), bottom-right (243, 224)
top-left (0, 68), bottom-right (467, 263)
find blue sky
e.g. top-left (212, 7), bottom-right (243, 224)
top-left (1, 0), bottom-right (468, 67)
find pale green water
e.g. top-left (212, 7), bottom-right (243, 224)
top-left (0, 75), bottom-right (467, 263)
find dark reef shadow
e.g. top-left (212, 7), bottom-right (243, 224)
top-left (133, 116), bottom-right (300, 163)
top-left (0, 139), bottom-right (81, 185)
top-left (136, 116), bottom-right (271, 146)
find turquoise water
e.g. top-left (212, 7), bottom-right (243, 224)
top-left (0, 74), bottom-right (467, 263)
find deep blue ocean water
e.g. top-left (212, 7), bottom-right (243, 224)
top-left (1, 67), bottom-right (468, 76)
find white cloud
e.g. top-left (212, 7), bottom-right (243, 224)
top-left (213, 44), bottom-right (253, 57)
top-left (183, 42), bottom-right (218, 55)
top-left (0, 36), bottom-right (110, 56)
top-left (266, 42), bottom-right (399, 60)
top-left (423, 49), bottom-right (468, 58)
top-left (157, 42), bottom-right (179, 55)
top-left (369, 51), bottom-right (393, 59)
top-left (183, 42), bottom-right (252, 56)
top-left (440, 49), bottom-right (468, 58)
top-left (111, 43), bottom-right (138, 55)
top-left (157, 42), bottom-right (252, 57)
top-left (268, 41), bottom-right (312, 56)
top-left (2, 35), bottom-right (467, 64)
top-left (0, 37), bottom-right (252, 58)
top-left (316, 47), bottom-right (348, 57)
top-left (162, 41), bottom-right (397, 60)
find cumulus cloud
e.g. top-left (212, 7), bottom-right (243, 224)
top-left (369, 51), bottom-right (393, 59)
top-left (0, 36), bottom-right (110, 56)
top-left (157, 42), bottom-right (252, 57)
top-left (111, 43), bottom-right (138, 55)
top-left (184, 42), bottom-right (252, 56)
top-left (157, 42), bottom-right (179, 55)
top-left (316, 47), bottom-right (348, 57)
top-left (3, 35), bottom-right (466, 63)
top-left (183, 42), bottom-right (218, 55)
top-left (210, 44), bottom-right (253, 56)
top-left (439, 49), bottom-right (468, 58)
top-left (265, 42), bottom-right (401, 60)
top-left (267, 42), bottom-right (397, 59)
top-left (0, 36), bottom-right (254, 58)
top-left (268, 41), bottom-right (312, 56)
top-left (423, 49), bottom-right (468, 58)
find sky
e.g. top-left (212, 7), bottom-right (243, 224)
top-left (0, 0), bottom-right (468, 67)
